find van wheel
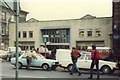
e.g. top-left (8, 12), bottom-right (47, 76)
top-left (42, 64), bottom-right (49, 70)
top-left (101, 66), bottom-right (111, 74)
top-left (51, 66), bottom-right (57, 70)
top-left (67, 64), bottom-right (73, 72)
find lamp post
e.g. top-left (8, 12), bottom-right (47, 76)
top-left (44, 37), bottom-right (47, 58)
top-left (14, 1), bottom-right (19, 80)
top-left (43, 35), bottom-right (50, 58)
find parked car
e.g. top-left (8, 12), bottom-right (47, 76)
top-left (10, 52), bottom-right (59, 70)
top-left (7, 47), bottom-right (22, 61)
top-left (0, 50), bottom-right (8, 60)
top-left (56, 49), bottom-right (117, 74)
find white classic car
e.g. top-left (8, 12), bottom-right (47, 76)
top-left (56, 49), bottom-right (117, 74)
top-left (68, 53), bottom-right (117, 74)
top-left (10, 52), bottom-right (59, 70)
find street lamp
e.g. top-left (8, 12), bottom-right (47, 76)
top-left (43, 35), bottom-right (49, 58)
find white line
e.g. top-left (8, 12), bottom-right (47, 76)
top-left (2, 75), bottom-right (46, 78)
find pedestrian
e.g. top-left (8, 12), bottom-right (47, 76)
top-left (108, 49), bottom-right (115, 61)
top-left (35, 48), bottom-right (40, 54)
top-left (88, 45), bottom-right (100, 79)
top-left (51, 48), bottom-right (56, 60)
top-left (24, 50), bottom-right (37, 69)
top-left (70, 47), bottom-right (81, 76)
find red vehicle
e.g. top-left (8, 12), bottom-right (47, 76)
top-left (87, 47), bottom-right (111, 60)
top-left (35, 48), bottom-right (50, 58)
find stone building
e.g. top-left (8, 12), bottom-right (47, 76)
top-left (9, 14), bottom-right (112, 50)
top-left (0, 1), bottom-right (28, 49)
top-left (112, 0), bottom-right (120, 51)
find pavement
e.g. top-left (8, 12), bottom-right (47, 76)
top-left (114, 70), bottom-right (120, 77)
top-left (1, 58), bottom-right (120, 77)
top-left (0, 58), bottom-right (2, 62)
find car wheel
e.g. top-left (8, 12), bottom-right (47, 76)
top-left (17, 62), bottom-right (22, 69)
top-left (42, 64), bottom-right (49, 70)
top-left (8, 57), bottom-right (11, 61)
top-left (67, 64), bottom-right (73, 72)
top-left (101, 66), bottom-right (111, 74)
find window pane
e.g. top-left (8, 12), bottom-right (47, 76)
top-left (79, 31), bottom-right (84, 36)
top-left (29, 31), bottom-right (33, 38)
top-left (87, 31), bottom-right (92, 36)
top-left (19, 31), bottom-right (21, 38)
top-left (95, 31), bottom-right (101, 37)
top-left (23, 31), bottom-right (27, 38)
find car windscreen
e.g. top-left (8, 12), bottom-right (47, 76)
top-left (20, 52), bottom-right (45, 59)
top-left (79, 55), bottom-right (85, 60)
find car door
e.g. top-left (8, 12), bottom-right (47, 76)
top-left (19, 57), bottom-right (27, 66)
top-left (84, 55), bottom-right (92, 69)
top-left (77, 54), bottom-right (92, 69)
top-left (31, 54), bottom-right (46, 67)
top-left (77, 55), bottom-right (86, 69)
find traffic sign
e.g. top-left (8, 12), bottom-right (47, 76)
top-left (1, 0), bottom-right (14, 10)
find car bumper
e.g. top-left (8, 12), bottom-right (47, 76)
top-left (52, 64), bottom-right (61, 67)
top-left (113, 67), bottom-right (120, 70)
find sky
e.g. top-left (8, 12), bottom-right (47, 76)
top-left (20, 0), bottom-right (112, 21)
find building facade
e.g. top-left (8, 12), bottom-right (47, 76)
top-left (9, 15), bottom-right (112, 50)
top-left (0, 1), bottom-right (28, 49)
top-left (112, 0), bottom-right (120, 51)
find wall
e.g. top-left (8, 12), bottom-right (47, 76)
top-left (9, 16), bottom-right (112, 50)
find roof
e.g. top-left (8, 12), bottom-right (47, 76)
top-left (80, 14), bottom-right (96, 19)
top-left (20, 10), bottom-right (29, 14)
top-left (27, 18), bottom-right (40, 22)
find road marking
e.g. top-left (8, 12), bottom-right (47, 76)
top-left (2, 75), bottom-right (46, 78)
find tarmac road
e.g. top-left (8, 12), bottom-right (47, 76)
top-left (1, 61), bottom-right (120, 80)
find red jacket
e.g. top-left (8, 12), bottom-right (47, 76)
top-left (91, 50), bottom-right (100, 60)
top-left (71, 50), bottom-right (81, 59)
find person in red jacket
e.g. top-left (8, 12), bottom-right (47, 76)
top-left (70, 47), bottom-right (81, 76)
top-left (88, 45), bottom-right (100, 79)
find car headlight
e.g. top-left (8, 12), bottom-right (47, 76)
top-left (52, 62), bottom-right (56, 65)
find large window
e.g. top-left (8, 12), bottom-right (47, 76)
top-left (29, 31), bottom-right (33, 38)
top-left (41, 29), bottom-right (70, 43)
top-left (23, 31), bottom-right (27, 38)
top-left (79, 29), bottom-right (84, 37)
top-left (87, 29), bottom-right (92, 36)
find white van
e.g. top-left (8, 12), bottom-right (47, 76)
top-left (56, 49), bottom-right (92, 71)
top-left (56, 49), bottom-right (72, 71)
